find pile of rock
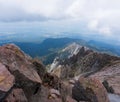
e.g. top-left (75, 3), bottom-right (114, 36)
top-left (0, 44), bottom-right (111, 102)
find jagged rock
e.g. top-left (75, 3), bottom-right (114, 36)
top-left (32, 58), bottom-right (46, 79)
top-left (90, 61), bottom-right (120, 95)
top-left (43, 73), bottom-right (61, 89)
top-left (0, 62), bottom-right (14, 101)
top-left (78, 52), bottom-right (118, 73)
top-left (60, 83), bottom-right (68, 102)
top-left (29, 85), bottom-right (62, 102)
top-left (0, 43), bottom-right (119, 102)
top-left (49, 89), bottom-right (60, 97)
top-left (50, 43), bottom-right (120, 79)
top-left (72, 77), bottom-right (110, 102)
top-left (0, 44), bottom-right (42, 84)
top-left (48, 88), bottom-right (62, 102)
top-left (42, 73), bottom-right (69, 102)
top-left (0, 44), bottom-right (46, 101)
top-left (4, 88), bottom-right (28, 102)
top-left (28, 85), bottom-right (49, 102)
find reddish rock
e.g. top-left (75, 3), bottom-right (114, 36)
top-left (48, 88), bottom-right (62, 102)
top-left (0, 44), bottom-right (45, 101)
top-left (29, 85), bottom-right (62, 102)
top-left (0, 44), bottom-right (42, 84)
top-left (49, 89), bottom-right (60, 97)
top-left (0, 62), bottom-right (14, 92)
top-left (72, 77), bottom-right (110, 102)
top-left (0, 62), bottom-right (14, 101)
top-left (4, 88), bottom-right (28, 102)
top-left (28, 85), bottom-right (49, 102)
top-left (90, 61), bottom-right (120, 95)
top-left (0, 44), bottom-right (116, 102)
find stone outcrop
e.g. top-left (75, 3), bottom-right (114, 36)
top-left (0, 62), bottom-right (14, 101)
top-left (90, 61), bottom-right (120, 95)
top-left (0, 44), bottom-right (46, 102)
top-left (0, 44), bottom-right (42, 84)
top-left (4, 88), bottom-right (28, 102)
top-left (0, 44), bottom-right (119, 102)
top-left (50, 44), bottom-right (120, 79)
top-left (72, 77), bottom-right (110, 102)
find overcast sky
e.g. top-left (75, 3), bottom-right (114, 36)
top-left (0, 0), bottom-right (120, 43)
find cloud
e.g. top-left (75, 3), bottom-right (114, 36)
top-left (0, 0), bottom-right (50, 22)
top-left (0, 0), bottom-right (74, 21)
top-left (0, 0), bottom-right (120, 38)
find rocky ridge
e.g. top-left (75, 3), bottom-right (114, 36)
top-left (49, 42), bottom-right (120, 101)
top-left (0, 44), bottom-right (118, 102)
top-left (50, 43), bottom-right (120, 79)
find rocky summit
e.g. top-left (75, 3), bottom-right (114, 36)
top-left (0, 44), bottom-right (119, 102)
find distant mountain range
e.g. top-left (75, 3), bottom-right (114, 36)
top-left (0, 37), bottom-right (120, 65)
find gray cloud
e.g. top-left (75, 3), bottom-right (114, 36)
top-left (0, 3), bottom-right (49, 22)
top-left (0, 0), bottom-right (120, 38)
top-left (0, 0), bottom-right (73, 22)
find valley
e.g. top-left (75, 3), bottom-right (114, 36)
top-left (0, 37), bottom-right (120, 65)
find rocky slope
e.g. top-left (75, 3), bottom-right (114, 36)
top-left (49, 42), bottom-right (120, 99)
top-left (0, 44), bottom-right (112, 102)
top-left (90, 60), bottom-right (120, 95)
top-left (50, 43), bottom-right (120, 79)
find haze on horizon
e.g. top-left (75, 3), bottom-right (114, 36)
top-left (0, 0), bottom-right (120, 45)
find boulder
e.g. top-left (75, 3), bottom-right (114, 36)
top-left (90, 61), bottom-right (120, 95)
top-left (43, 73), bottom-right (61, 89)
top-left (48, 88), bottom-right (62, 102)
top-left (30, 85), bottom-right (62, 102)
top-left (0, 62), bottom-right (14, 101)
top-left (32, 58), bottom-right (46, 79)
top-left (28, 85), bottom-right (49, 102)
top-left (49, 89), bottom-right (60, 97)
top-left (72, 77), bottom-right (110, 102)
top-left (4, 88), bottom-right (28, 102)
top-left (0, 44), bottom-right (44, 101)
top-left (0, 44), bottom-right (42, 84)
